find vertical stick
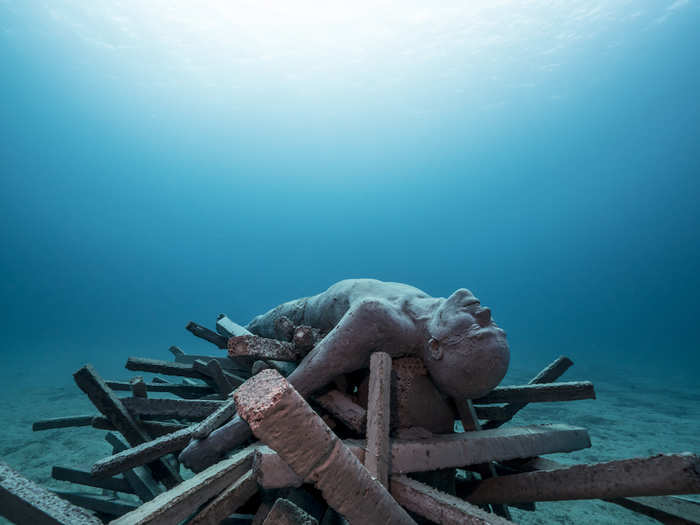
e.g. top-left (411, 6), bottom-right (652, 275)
top-left (365, 352), bottom-right (392, 488)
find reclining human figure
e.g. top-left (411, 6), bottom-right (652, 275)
top-left (179, 278), bottom-right (510, 472)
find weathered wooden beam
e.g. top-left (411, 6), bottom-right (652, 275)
top-left (110, 445), bottom-right (256, 525)
top-left (121, 397), bottom-right (221, 421)
top-left (0, 459), bottom-right (102, 525)
top-left (482, 356), bottom-right (573, 429)
top-left (125, 357), bottom-right (210, 381)
top-left (92, 417), bottom-right (186, 438)
top-left (387, 423), bottom-right (590, 474)
top-left (192, 395), bottom-right (237, 439)
top-left (92, 428), bottom-right (194, 479)
top-left (33, 415), bottom-right (95, 431)
top-left (52, 491), bottom-right (138, 517)
top-left (505, 455), bottom-right (700, 523)
top-left (228, 335), bottom-right (301, 362)
top-left (193, 358), bottom-right (235, 395)
top-left (473, 381), bottom-right (595, 404)
top-left (461, 453), bottom-right (700, 504)
top-left (187, 321), bottom-right (229, 348)
top-left (313, 390), bottom-right (366, 434)
top-left (188, 469), bottom-right (258, 524)
top-left (365, 351), bottom-right (392, 487)
top-left (73, 365), bottom-right (181, 488)
top-left (391, 475), bottom-right (515, 525)
top-left (130, 376), bottom-right (148, 398)
top-left (254, 424), bottom-right (590, 489)
top-left (105, 433), bottom-right (161, 502)
top-left (261, 498), bottom-right (319, 525)
top-left (235, 369), bottom-right (416, 525)
top-left (216, 315), bottom-right (252, 337)
top-left (105, 380), bottom-right (215, 399)
top-left (51, 466), bottom-right (134, 495)
top-left (606, 495), bottom-right (700, 525)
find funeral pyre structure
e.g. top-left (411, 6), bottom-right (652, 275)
top-left (2, 314), bottom-right (699, 525)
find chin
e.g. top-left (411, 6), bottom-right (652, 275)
top-left (451, 340), bottom-right (510, 399)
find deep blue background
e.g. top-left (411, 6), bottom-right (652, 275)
top-left (1, 2), bottom-right (698, 386)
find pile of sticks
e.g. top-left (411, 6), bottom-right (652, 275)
top-left (2, 314), bottom-right (699, 525)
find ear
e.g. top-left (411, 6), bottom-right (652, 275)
top-left (428, 337), bottom-right (443, 361)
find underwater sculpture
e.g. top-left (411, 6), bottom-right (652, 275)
top-left (179, 278), bottom-right (511, 472)
top-left (13, 279), bottom-right (699, 524)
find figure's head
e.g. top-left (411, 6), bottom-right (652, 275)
top-left (424, 288), bottom-right (509, 399)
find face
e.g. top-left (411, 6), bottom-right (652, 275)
top-left (425, 289), bottom-right (510, 399)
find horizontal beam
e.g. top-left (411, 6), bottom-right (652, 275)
top-left (461, 453), bottom-right (700, 504)
top-left (51, 466), bottom-right (134, 495)
top-left (255, 424), bottom-right (591, 488)
top-left (474, 381), bottom-right (595, 405)
top-left (391, 475), bottom-right (515, 525)
top-left (105, 380), bottom-right (214, 399)
top-left (110, 445), bottom-right (256, 525)
top-left (122, 397), bottom-right (222, 421)
top-left (125, 357), bottom-right (210, 381)
top-left (0, 460), bottom-right (102, 525)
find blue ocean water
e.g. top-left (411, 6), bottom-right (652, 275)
top-left (1, 1), bottom-right (699, 390)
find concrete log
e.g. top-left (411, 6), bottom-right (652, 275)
top-left (262, 498), bottom-right (319, 525)
top-left (473, 381), bottom-right (595, 404)
top-left (194, 359), bottom-right (235, 395)
top-left (255, 424), bottom-right (590, 488)
top-left (390, 475), bottom-right (515, 525)
top-left (192, 395), bottom-right (238, 439)
top-left (52, 491), bottom-right (137, 517)
top-left (110, 445), bottom-right (256, 525)
top-left (235, 369), bottom-right (416, 525)
top-left (106, 433), bottom-right (162, 502)
top-left (482, 356), bottom-right (573, 429)
top-left (607, 495), bottom-right (700, 525)
top-left (92, 417), bottom-right (186, 438)
top-left (364, 352), bottom-right (392, 487)
top-left (106, 380), bottom-right (215, 399)
top-left (313, 390), bottom-right (366, 435)
top-left (454, 399), bottom-right (511, 520)
top-left (187, 321), bottom-right (229, 348)
top-left (188, 469), bottom-right (258, 525)
top-left (462, 453), bottom-right (700, 504)
top-left (126, 357), bottom-right (210, 381)
top-left (130, 376), bottom-right (148, 398)
top-left (0, 459), bottom-right (102, 525)
top-left (122, 397), bottom-right (221, 421)
top-left (51, 466), bottom-right (133, 495)
top-left (386, 423), bottom-right (590, 474)
top-left (229, 335), bottom-right (301, 362)
top-left (33, 415), bottom-right (94, 431)
top-left (216, 315), bottom-right (253, 337)
top-left (73, 365), bottom-right (180, 488)
top-left (92, 428), bottom-right (193, 479)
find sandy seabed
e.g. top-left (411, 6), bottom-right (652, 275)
top-left (0, 363), bottom-right (698, 525)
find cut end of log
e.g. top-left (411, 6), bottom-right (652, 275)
top-left (234, 369), bottom-right (289, 429)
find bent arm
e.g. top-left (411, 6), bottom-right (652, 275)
top-left (180, 298), bottom-right (416, 472)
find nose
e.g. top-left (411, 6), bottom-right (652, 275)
top-left (474, 307), bottom-right (491, 326)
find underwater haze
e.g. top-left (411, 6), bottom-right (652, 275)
top-left (1, 0), bottom-right (699, 388)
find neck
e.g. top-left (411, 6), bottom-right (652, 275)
top-left (404, 296), bottom-right (443, 341)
